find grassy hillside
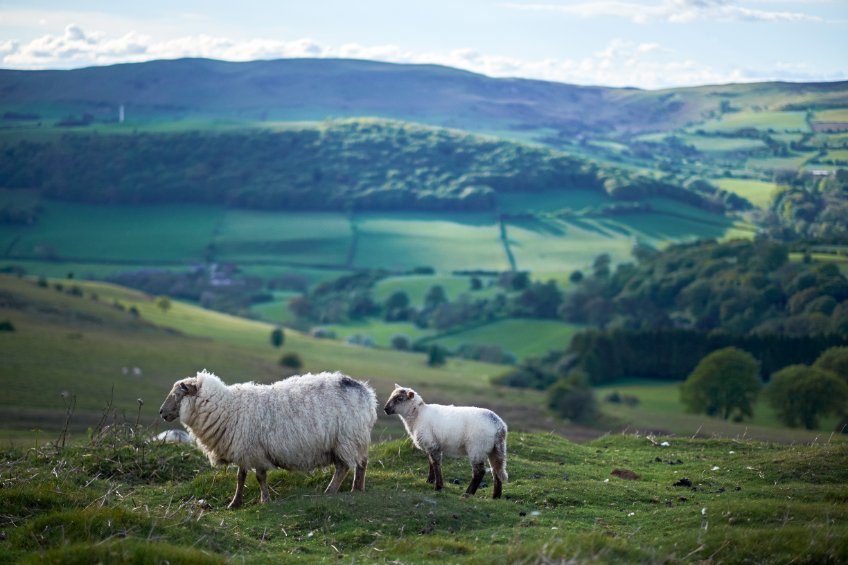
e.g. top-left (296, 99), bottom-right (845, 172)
top-left (2, 427), bottom-right (846, 563)
top-left (0, 274), bottom-right (567, 443)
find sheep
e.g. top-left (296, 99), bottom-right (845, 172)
top-left (383, 384), bottom-right (507, 499)
top-left (159, 369), bottom-right (377, 508)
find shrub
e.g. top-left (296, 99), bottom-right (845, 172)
top-left (680, 347), bottom-right (761, 420)
top-left (271, 327), bottom-right (285, 348)
top-left (814, 346), bottom-right (848, 383)
top-left (279, 352), bottom-right (303, 370)
top-left (390, 334), bottom-right (410, 351)
top-left (547, 372), bottom-right (598, 423)
top-left (427, 345), bottom-right (447, 367)
top-left (766, 364), bottom-right (848, 429)
top-left (0, 320), bottom-right (14, 332)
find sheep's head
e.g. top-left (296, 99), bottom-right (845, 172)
top-left (159, 378), bottom-right (199, 422)
top-left (384, 384), bottom-right (419, 415)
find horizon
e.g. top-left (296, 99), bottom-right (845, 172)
top-left (1, 1), bottom-right (846, 90)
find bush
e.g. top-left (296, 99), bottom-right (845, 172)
top-left (814, 346), bottom-right (848, 383)
top-left (547, 373), bottom-right (598, 423)
top-left (390, 334), bottom-right (410, 351)
top-left (427, 345), bottom-right (447, 367)
top-left (0, 320), bottom-right (14, 332)
top-left (680, 347), bottom-right (761, 420)
top-left (766, 364), bottom-right (848, 429)
top-left (271, 327), bottom-right (285, 348)
top-left (279, 353), bottom-right (303, 370)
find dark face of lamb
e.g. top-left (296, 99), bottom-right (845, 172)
top-left (159, 378), bottom-right (198, 422)
top-left (384, 385), bottom-right (415, 415)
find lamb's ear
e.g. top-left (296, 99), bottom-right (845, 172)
top-left (394, 383), bottom-right (401, 389)
top-left (407, 390), bottom-right (415, 399)
top-left (179, 381), bottom-right (198, 396)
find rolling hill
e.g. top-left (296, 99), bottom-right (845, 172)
top-left (1, 58), bottom-right (846, 136)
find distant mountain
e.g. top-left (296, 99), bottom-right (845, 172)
top-left (2, 58), bottom-right (846, 136)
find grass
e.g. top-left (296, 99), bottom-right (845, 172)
top-left (424, 319), bottom-right (584, 361)
top-left (213, 210), bottom-right (353, 265)
top-left (680, 135), bottom-right (766, 153)
top-left (2, 426), bottom-right (846, 563)
top-left (596, 380), bottom-right (842, 443)
top-left (712, 178), bottom-right (777, 209)
top-left (4, 202), bottom-right (224, 263)
top-left (352, 212), bottom-right (509, 272)
top-left (696, 111), bottom-right (809, 133)
top-left (373, 275), bottom-right (500, 307)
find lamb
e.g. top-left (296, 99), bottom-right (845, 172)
top-left (383, 384), bottom-right (507, 499)
top-left (159, 369), bottom-right (377, 508)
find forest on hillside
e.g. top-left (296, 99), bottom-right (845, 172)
top-left (0, 120), bottom-right (742, 213)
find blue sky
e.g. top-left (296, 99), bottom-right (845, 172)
top-left (0, 0), bottom-right (845, 89)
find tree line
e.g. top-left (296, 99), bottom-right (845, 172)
top-left (0, 119), bottom-right (740, 214)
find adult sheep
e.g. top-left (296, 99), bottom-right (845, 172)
top-left (159, 369), bottom-right (377, 508)
top-left (384, 384), bottom-right (507, 499)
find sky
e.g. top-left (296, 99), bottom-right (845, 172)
top-left (0, 0), bottom-right (846, 89)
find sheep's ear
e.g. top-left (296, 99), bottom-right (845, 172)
top-left (407, 390), bottom-right (415, 399)
top-left (394, 383), bottom-right (401, 389)
top-left (179, 381), bottom-right (198, 396)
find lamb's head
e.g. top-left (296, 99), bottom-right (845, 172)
top-left (384, 384), bottom-right (421, 415)
top-left (159, 377), bottom-right (199, 422)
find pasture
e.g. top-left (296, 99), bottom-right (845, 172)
top-left (712, 178), bottom-right (777, 209)
top-left (596, 380), bottom-right (843, 444)
top-left (424, 318), bottom-right (584, 361)
top-left (2, 426), bottom-right (846, 563)
top-left (695, 110), bottom-right (809, 133)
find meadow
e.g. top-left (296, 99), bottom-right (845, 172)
top-left (712, 178), bottom-right (777, 209)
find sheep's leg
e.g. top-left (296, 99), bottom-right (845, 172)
top-left (256, 468), bottom-right (271, 503)
top-left (324, 460), bottom-right (350, 494)
top-left (463, 462), bottom-right (486, 497)
top-left (490, 456), bottom-right (506, 499)
top-left (426, 459), bottom-right (436, 484)
top-left (427, 451), bottom-right (444, 491)
top-left (352, 458), bottom-right (368, 492)
top-left (228, 467), bottom-right (248, 509)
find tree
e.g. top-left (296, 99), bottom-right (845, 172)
top-left (427, 345), bottom-right (447, 367)
top-left (279, 352), bottom-right (303, 370)
top-left (547, 372), bottom-right (598, 423)
top-left (680, 347), bottom-right (761, 420)
top-left (155, 295), bottom-right (171, 314)
top-left (814, 346), bottom-right (848, 384)
top-left (271, 327), bottom-right (285, 348)
top-left (424, 285), bottom-right (447, 310)
top-left (766, 365), bottom-right (848, 429)
top-left (384, 291), bottom-right (411, 321)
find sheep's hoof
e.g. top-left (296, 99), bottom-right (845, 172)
top-left (227, 500), bottom-right (243, 509)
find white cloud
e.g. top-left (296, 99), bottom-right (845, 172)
top-left (1, 25), bottom-right (844, 88)
top-left (503, 0), bottom-right (822, 24)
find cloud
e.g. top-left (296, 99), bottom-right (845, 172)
top-left (503, 0), bottom-right (822, 24)
top-left (1, 25), bottom-right (844, 89)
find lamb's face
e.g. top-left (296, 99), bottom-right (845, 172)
top-left (384, 385), bottom-right (417, 415)
top-left (159, 378), bottom-right (198, 422)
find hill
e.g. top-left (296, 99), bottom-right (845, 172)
top-left (1, 58), bottom-right (846, 136)
top-left (0, 118), bottom-right (741, 213)
top-left (2, 427), bottom-right (846, 562)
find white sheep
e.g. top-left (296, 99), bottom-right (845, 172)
top-left (384, 384), bottom-right (507, 499)
top-left (159, 369), bottom-right (377, 508)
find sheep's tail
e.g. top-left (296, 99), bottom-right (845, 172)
top-left (492, 424), bottom-right (508, 482)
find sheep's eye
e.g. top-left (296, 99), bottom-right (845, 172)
top-left (179, 383), bottom-right (189, 392)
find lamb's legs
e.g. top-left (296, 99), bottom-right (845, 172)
top-left (490, 455), bottom-right (506, 499)
top-left (228, 467), bottom-right (248, 509)
top-left (324, 460), bottom-right (350, 494)
top-left (463, 462), bottom-right (486, 497)
top-left (352, 458), bottom-right (368, 492)
top-left (256, 468), bottom-right (271, 503)
top-left (427, 451), bottom-right (444, 491)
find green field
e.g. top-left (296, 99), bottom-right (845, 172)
top-left (596, 381), bottom-right (842, 443)
top-left (425, 318), bottom-right (584, 361)
top-left (497, 190), bottom-right (608, 214)
top-left (680, 135), bottom-right (766, 153)
top-left (214, 210), bottom-right (353, 265)
top-left (4, 202), bottom-right (223, 263)
top-left (713, 178), bottom-right (777, 209)
top-left (696, 110), bottom-right (809, 133)
top-left (352, 213), bottom-right (509, 272)
top-left (373, 275), bottom-right (499, 307)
